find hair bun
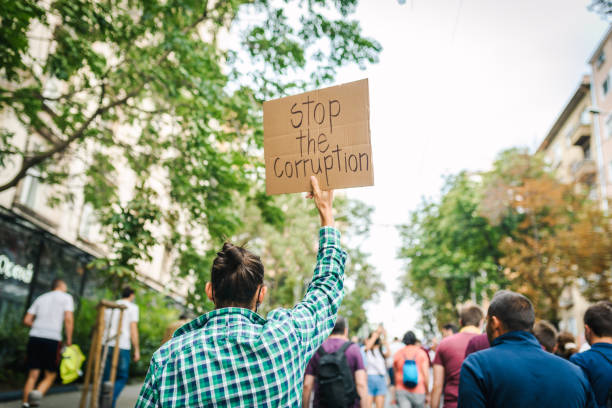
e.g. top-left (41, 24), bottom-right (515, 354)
top-left (221, 242), bottom-right (243, 270)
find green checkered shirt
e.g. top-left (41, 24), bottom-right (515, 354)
top-left (135, 227), bottom-right (347, 407)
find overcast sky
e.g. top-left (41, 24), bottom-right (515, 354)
top-left (331, 0), bottom-right (610, 338)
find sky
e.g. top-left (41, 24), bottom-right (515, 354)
top-left (329, 0), bottom-right (610, 339)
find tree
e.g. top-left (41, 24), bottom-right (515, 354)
top-left (397, 172), bottom-right (508, 331)
top-left (1, 0), bottom-right (381, 305)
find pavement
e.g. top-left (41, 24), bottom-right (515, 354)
top-left (0, 383), bottom-right (141, 408)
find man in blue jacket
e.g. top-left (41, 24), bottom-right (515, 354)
top-left (570, 301), bottom-right (612, 408)
top-left (458, 290), bottom-right (595, 408)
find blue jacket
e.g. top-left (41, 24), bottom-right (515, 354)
top-left (458, 331), bottom-right (595, 408)
top-left (570, 342), bottom-right (612, 408)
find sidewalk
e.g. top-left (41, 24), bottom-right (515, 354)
top-left (0, 383), bottom-right (141, 408)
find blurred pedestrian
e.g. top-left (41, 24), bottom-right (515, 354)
top-left (431, 304), bottom-right (483, 408)
top-left (21, 279), bottom-right (74, 408)
top-left (458, 290), bottom-right (595, 408)
top-left (570, 301), bottom-right (612, 408)
top-left (364, 326), bottom-right (391, 408)
top-left (464, 333), bottom-right (489, 357)
top-left (136, 177), bottom-right (347, 407)
top-left (393, 331), bottom-right (430, 408)
top-left (441, 323), bottom-right (459, 338)
top-left (303, 316), bottom-right (368, 408)
top-left (533, 320), bottom-right (558, 353)
top-left (557, 331), bottom-right (579, 360)
top-left (388, 336), bottom-right (405, 406)
top-left (102, 286), bottom-right (140, 408)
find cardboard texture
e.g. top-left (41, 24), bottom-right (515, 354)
top-left (263, 78), bottom-right (374, 195)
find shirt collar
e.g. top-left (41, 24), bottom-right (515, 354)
top-left (491, 330), bottom-right (540, 348)
top-left (460, 326), bottom-right (481, 334)
top-left (174, 307), bottom-right (266, 338)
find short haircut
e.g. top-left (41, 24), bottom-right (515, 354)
top-left (533, 320), bottom-right (558, 352)
top-left (488, 290), bottom-right (535, 332)
top-left (460, 305), bottom-right (484, 327)
top-left (211, 242), bottom-right (264, 308)
top-left (584, 301), bottom-right (612, 338)
top-left (331, 316), bottom-right (348, 335)
top-left (402, 331), bottom-right (417, 345)
top-left (442, 323), bottom-right (459, 333)
top-left (51, 279), bottom-right (64, 290)
top-left (121, 286), bottom-right (135, 298)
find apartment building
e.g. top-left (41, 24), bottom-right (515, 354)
top-left (588, 25), bottom-right (612, 209)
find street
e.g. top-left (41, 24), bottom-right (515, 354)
top-left (0, 384), bottom-right (141, 408)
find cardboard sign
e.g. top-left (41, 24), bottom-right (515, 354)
top-left (263, 79), bottom-right (373, 195)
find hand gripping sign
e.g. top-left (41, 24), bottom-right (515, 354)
top-left (264, 79), bottom-right (374, 195)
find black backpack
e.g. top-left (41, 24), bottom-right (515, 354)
top-left (316, 342), bottom-right (358, 408)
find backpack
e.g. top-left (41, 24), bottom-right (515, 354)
top-left (402, 349), bottom-right (419, 389)
top-left (591, 349), bottom-right (612, 408)
top-left (317, 342), bottom-right (358, 408)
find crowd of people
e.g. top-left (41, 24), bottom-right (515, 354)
top-left (17, 177), bottom-right (612, 407)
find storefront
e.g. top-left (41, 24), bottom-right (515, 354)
top-left (0, 208), bottom-right (98, 387)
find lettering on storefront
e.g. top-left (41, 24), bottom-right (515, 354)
top-left (0, 254), bottom-right (34, 284)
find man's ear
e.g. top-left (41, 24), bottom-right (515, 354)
top-left (258, 285), bottom-right (267, 304)
top-left (205, 282), bottom-right (214, 303)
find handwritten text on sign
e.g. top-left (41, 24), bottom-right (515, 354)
top-left (263, 79), bottom-right (373, 195)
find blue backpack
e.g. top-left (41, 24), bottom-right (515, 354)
top-left (402, 350), bottom-right (419, 388)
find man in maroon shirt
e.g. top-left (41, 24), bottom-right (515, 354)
top-left (431, 304), bottom-right (484, 408)
top-left (303, 317), bottom-right (368, 408)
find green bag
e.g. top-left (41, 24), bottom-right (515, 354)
top-left (60, 344), bottom-right (86, 384)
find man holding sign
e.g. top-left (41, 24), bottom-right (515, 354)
top-left (136, 176), bottom-right (347, 407)
top-left (264, 79), bottom-right (374, 195)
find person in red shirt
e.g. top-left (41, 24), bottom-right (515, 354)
top-left (393, 331), bottom-right (430, 408)
top-left (431, 304), bottom-right (484, 408)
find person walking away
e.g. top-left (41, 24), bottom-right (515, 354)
top-left (303, 316), bottom-right (368, 408)
top-left (22, 279), bottom-right (74, 407)
top-left (102, 286), bottom-right (140, 408)
top-left (431, 304), bottom-right (483, 408)
top-left (458, 290), bottom-right (595, 408)
top-left (570, 301), bottom-right (612, 408)
top-left (393, 331), bottom-right (429, 408)
top-left (441, 323), bottom-right (459, 339)
top-left (464, 333), bottom-right (489, 357)
top-left (388, 336), bottom-right (405, 406)
top-left (557, 331), bottom-right (580, 359)
top-left (533, 320), bottom-right (558, 353)
top-left (21, 279), bottom-right (74, 408)
top-left (364, 326), bottom-right (391, 408)
top-left (136, 176), bottom-right (347, 407)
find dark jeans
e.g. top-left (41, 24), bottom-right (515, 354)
top-left (102, 347), bottom-right (130, 408)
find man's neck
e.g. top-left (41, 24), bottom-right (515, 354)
top-left (328, 334), bottom-right (347, 340)
top-left (591, 335), bottom-right (612, 345)
top-left (460, 325), bottom-right (480, 334)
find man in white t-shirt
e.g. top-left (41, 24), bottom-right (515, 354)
top-left (22, 279), bottom-right (74, 408)
top-left (102, 286), bottom-right (140, 408)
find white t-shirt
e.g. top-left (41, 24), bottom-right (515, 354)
top-left (28, 290), bottom-right (74, 341)
top-left (366, 348), bottom-right (387, 376)
top-left (104, 299), bottom-right (139, 350)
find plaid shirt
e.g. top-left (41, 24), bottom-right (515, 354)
top-left (135, 227), bottom-right (347, 407)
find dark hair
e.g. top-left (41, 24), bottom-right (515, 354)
top-left (211, 242), bottom-right (264, 308)
top-left (402, 331), bottom-right (417, 345)
top-left (460, 305), bottom-right (484, 327)
top-left (533, 320), bottom-right (558, 352)
top-left (442, 323), bottom-right (459, 333)
top-left (584, 301), bottom-right (612, 337)
top-left (51, 279), bottom-right (64, 290)
top-left (331, 316), bottom-right (348, 335)
top-left (488, 290), bottom-right (534, 332)
top-left (555, 331), bottom-right (578, 360)
top-left (121, 286), bottom-right (135, 299)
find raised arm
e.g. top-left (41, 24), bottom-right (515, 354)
top-left (285, 176), bottom-right (347, 355)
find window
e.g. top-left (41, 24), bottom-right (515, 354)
top-left (78, 203), bottom-right (97, 241)
top-left (597, 51), bottom-right (606, 68)
top-left (579, 108), bottom-right (590, 125)
top-left (19, 169), bottom-right (41, 208)
top-left (603, 75), bottom-right (610, 97)
top-left (607, 114), bottom-right (612, 139)
top-left (609, 161), bottom-right (612, 180)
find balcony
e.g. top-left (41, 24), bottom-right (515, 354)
top-left (568, 123), bottom-right (592, 147)
top-left (571, 159), bottom-right (597, 182)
